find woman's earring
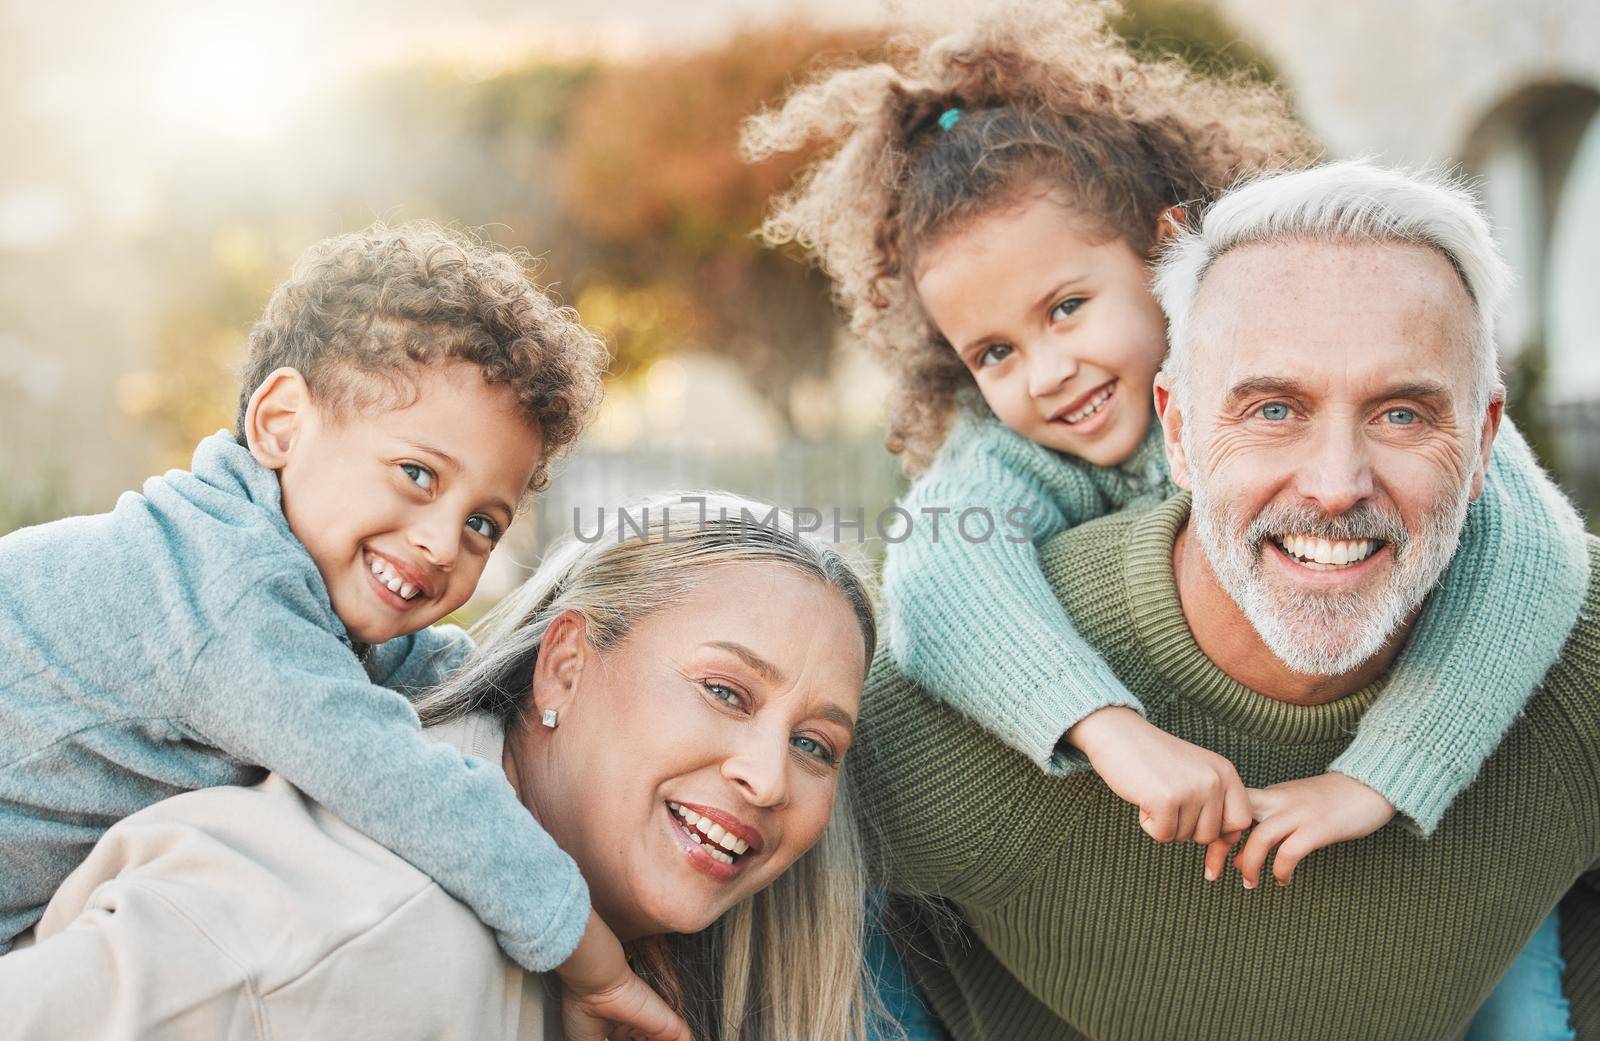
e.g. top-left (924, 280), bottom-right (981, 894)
top-left (541, 708), bottom-right (559, 729)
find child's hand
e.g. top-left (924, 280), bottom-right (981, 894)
top-left (557, 910), bottom-right (693, 1041)
top-left (1067, 707), bottom-right (1252, 846)
top-left (1232, 772), bottom-right (1396, 888)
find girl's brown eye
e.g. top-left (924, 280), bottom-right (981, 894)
top-left (978, 343), bottom-right (1013, 367)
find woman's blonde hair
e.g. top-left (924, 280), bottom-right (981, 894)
top-left (413, 491), bottom-right (880, 1041)
top-left (742, 0), bottom-right (1316, 474)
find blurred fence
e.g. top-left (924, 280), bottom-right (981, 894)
top-left (1550, 399), bottom-right (1600, 529)
top-left (479, 434), bottom-right (911, 601)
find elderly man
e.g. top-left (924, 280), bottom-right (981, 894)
top-left (852, 160), bottom-right (1600, 1041)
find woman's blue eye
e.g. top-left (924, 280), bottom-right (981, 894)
top-left (705, 682), bottom-right (742, 707)
top-left (1386, 407), bottom-right (1417, 425)
top-left (792, 734), bottom-right (838, 764)
top-left (400, 462), bottom-right (435, 491)
top-left (977, 343), bottom-right (1013, 368)
top-left (1259, 402), bottom-right (1291, 421)
top-left (1049, 297), bottom-right (1085, 321)
top-left (466, 515), bottom-right (500, 540)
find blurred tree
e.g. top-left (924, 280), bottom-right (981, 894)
top-left (558, 24), bottom-right (882, 429)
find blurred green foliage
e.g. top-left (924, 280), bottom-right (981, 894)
top-left (118, 6), bottom-right (1285, 466)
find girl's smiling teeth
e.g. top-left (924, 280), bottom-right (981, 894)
top-left (365, 550), bottom-right (423, 601)
top-left (1056, 379), bottom-right (1117, 425)
top-left (668, 801), bottom-right (752, 864)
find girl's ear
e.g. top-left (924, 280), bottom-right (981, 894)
top-left (530, 610), bottom-right (590, 723)
top-left (1153, 205), bottom-right (1188, 246)
top-left (244, 367), bottom-right (312, 471)
top-left (1152, 370), bottom-right (1192, 490)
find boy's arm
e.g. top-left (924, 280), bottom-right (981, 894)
top-left (180, 568), bottom-right (588, 973)
top-left (1331, 417), bottom-right (1591, 834)
top-left (364, 623), bottom-right (475, 697)
top-left (883, 423), bottom-right (1143, 772)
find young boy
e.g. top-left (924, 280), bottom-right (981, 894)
top-left (0, 224), bottom-right (681, 1037)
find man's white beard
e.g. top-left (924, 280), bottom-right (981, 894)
top-left (1187, 445), bottom-right (1472, 677)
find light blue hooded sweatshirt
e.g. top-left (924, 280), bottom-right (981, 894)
top-left (0, 432), bottom-right (588, 971)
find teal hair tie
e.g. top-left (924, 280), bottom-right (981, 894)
top-left (937, 107), bottom-right (962, 131)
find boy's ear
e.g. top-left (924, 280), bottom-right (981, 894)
top-left (244, 367), bottom-right (312, 471)
top-left (1152, 370), bottom-right (1192, 491)
top-left (530, 610), bottom-right (590, 724)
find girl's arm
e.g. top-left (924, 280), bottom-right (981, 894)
top-left (882, 416), bottom-right (1138, 771)
top-left (884, 416), bottom-right (1251, 850)
top-left (1332, 417), bottom-right (1591, 834)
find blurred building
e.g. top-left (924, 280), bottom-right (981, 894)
top-left (1218, 0), bottom-right (1600, 507)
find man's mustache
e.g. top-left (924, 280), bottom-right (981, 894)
top-left (1239, 501), bottom-right (1411, 553)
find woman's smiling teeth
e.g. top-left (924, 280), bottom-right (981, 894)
top-left (668, 802), bottom-right (750, 864)
top-left (366, 553), bottom-right (422, 601)
top-left (1060, 380), bottom-right (1116, 425)
top-left (1275, 533), bottom-right (1381, 570)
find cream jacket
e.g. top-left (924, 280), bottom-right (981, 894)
top-left (0, 713), bottom-right (559, 1041)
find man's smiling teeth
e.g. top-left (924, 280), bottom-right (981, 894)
top-left (1276, 534), bottom-right (1380, 570)
top-left (1062, 381), bottom-right (1115, 424)
top-left (367, 555), bottom-right (421, 601)
top-left (668, 802), bottom-right (749, 862)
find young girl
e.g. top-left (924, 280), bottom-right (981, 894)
top-left (744, 3), bottom-right (1587, 1038)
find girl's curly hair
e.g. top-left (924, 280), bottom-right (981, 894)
top-left (742, 0), bottom-right (1317, 474)
top-left (235, 222), bottom-right (608, 492)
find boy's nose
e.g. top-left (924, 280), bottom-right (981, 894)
top-left (408, 517), bottom-right (461, 570)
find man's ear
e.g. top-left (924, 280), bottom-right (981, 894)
top-left (530, 610), bottom-right (590, 724)
top-left (1153, 369), bottom-right (1192, 490)
top-left (1153, 204), bottom-right (1188, 248)
top-left (244, 367), bottom-right (312, 472)
top-left (1469, 386), bottom-right (1506, 500)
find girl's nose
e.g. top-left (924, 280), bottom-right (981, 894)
top-left (1026, 342), bottom-right (1079, 399)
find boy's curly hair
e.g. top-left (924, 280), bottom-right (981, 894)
top-left (235, 222), bottom-right (607, 492)
top-left (742, 0), bottom-right (1317, 474)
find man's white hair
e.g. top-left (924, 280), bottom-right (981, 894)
top-left (1153, 157), bottom-right (1512, 418)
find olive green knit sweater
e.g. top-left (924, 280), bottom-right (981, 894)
top-left (852, 494), bottom-right (1600, 1041)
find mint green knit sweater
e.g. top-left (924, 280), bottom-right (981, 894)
top-left (881, 410), bottom-right (1590, 832)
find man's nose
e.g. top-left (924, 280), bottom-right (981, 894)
top-left (1026, 342), bottom-right (1079, 399)
top-left (1292, 419), bottom-right (1375, 516)
top-left (720, 729), bottom-right (790, 810)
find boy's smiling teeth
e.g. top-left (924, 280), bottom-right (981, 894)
top-left (668, 801), bottom-right (750, 863)
top-left (1273, 533), bottom-right (1381, 570)
top-left (366, 552), bottom-right (422, 601)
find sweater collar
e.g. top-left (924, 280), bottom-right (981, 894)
top-left (1123, 493), bottom-right (1388, 744)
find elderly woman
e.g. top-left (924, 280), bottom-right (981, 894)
top-left (1, 492), bottom-right (879, 1041)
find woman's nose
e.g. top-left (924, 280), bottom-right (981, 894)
top-left (720, 731), bottom-right (790, 809)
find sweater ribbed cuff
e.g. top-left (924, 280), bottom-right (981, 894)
top-left (1329, 737), bottom-right (1472, 837)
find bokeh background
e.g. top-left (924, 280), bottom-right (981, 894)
top-left (4, 0), bottom-right (1597, 606)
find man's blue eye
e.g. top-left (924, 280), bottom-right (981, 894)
top-left (1259, 403), bottom-right (1290, 421)
top-left (466, 515), bottom-right (500, 540)
top-left (1386, 408), bottom-right (1417, 425)
top-left (400, 463), bottom-right (435, 490)
top-left (978, 344), bottom-right (1013, 368)
top-left (1050, 297), bottom-right (1085, 321)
